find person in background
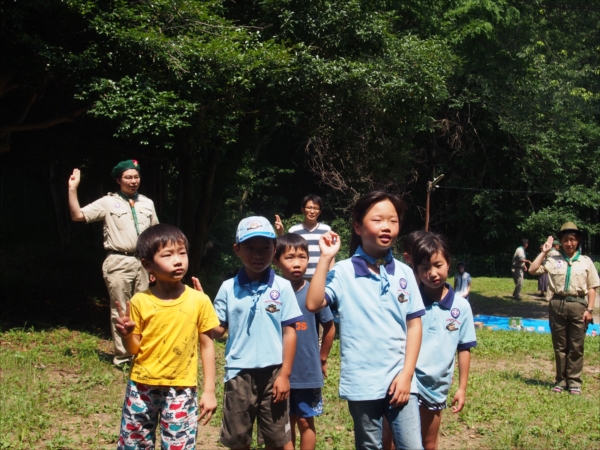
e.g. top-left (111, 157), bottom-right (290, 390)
top-left (454, 262), bottom-right (472, 301)
top-left (511, 238), bottom-right (531, 301)
top-left (274, 194), bottom-right (334, 279)
top-left (537, 245), bottom-right (549, 298)
top-left (529, 222), bottom-right (599, 395)
top-left (548, 239), bottom-right (561, 257)
top-left (68, 160), bottom-right (158, 365)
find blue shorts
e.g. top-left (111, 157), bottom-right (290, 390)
top-left (289, 388), bottom-right (323, 418)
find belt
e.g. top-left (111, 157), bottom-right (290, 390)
top-left (552, 294), bottom-right (587, 306)
top-left (107, 250), bottom-right (137, 257)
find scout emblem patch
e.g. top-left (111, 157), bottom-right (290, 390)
top-left (399, 278), bottom-right (407, 289)
top-left (398, 293), bottom-right (408, 303)
top-left (247, 221), bottom-right (262, 230)
top-left (266, 304), bottom-right (280, 313)
top-left (270, 290), bottom-right (280, 301)
top-left (451, 308), bottom-right (460, 319)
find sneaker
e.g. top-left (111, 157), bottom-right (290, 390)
top-left (552, 386), bottom-right (564, 393)
top-left (569, 387), bottom-right (581, 395)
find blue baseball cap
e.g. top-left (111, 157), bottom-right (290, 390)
top-left (236, 216), bottom-right (276, 244)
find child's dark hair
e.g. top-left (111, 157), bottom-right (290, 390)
top-left (275, 233), bottom-right (309, 260)
top-left (301, 194), bottom-right (324, 210)
top-left (412, 233), bottom-right (452, 268)
top-left (457, 261), bottom-right (466, 269)
top-left (136, 224), bottom-right (189, 261)
top-left (350, 191), bottom-right (407, 255)
top-left (402, 230), bottom-right (429, 255)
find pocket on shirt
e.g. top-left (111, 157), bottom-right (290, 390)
top-left (137, 208), bottom-right (153, 231)
top-left (109, 210), bottom-right (131, 231)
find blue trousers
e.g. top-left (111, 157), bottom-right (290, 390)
top-left (348, 394), bottom-right (422, 450)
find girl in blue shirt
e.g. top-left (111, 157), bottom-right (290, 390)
top-left (307, 191), bottom-right (425, 450)
top-left (412, 233), bottom-right (477, 450)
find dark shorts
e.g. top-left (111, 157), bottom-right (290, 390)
top-left (417, 393), bottom-right (447, 411)
top-left (219, 365), bottom-right (291, 448)
top-left (289, 388), bottom-right (323, 418)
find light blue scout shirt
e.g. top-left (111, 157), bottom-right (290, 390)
top-left (416, 284), bottom-right (477, 404)
top-left (324, 253), bottom-right (425, 401)
top-left (213, 267), bottom-right (303, 382)
top-left (454, 271), bottom-right (472, 300)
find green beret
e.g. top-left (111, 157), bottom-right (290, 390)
top-left (111, 160), bottom-right (140, 179)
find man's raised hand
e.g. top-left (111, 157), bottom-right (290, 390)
top-left (115, 301), bottom-right (136, 336)
top-left (542, 235), bottom-right (554, 253)
top-left (68, 168), bottom-right (81, 189)
top-left (274, 214), bottom-right (284, 236)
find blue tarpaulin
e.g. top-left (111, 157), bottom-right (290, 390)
top-left (474, 315), bottom-right (600, 336)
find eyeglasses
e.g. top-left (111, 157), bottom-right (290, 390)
top-left (304, 206), bottom-right (320, 211)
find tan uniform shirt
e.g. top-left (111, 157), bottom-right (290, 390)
top-left (81, 193), bottom-right (158, 252)
top-left (512, 247), bottom-right (527, 268)
top-left (530, 254), bottom-right (600, 297)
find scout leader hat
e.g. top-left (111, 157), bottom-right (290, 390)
top-left (557, 221), bottom-right (583, 239)
top-left (236, 216), bottom-right (276, 244)
top-left (111, 159), bottom-right (140, 179)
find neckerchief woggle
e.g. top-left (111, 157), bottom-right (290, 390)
top-left (560, 250), bottom-right (580, 292)
top-left (116, 191), bottom-right (141, 235)
top-left (354, 246), bottom-right (393, 294)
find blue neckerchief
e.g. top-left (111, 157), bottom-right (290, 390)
top-left (353, 246), bottom-right (393, 294)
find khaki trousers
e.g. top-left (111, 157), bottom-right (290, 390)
top-left (549, 299), bottom-right (586, 389)
top-left (512, 267), bottom-right (524, 299)
top-left (102, 253), bottom-right (149, 365)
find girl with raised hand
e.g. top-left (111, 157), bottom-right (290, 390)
top-left (306, 191), bottom-right (425, 450)
top-left (412, 233), bottom-right (477, 450)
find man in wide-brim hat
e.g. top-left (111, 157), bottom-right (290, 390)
top-left (68, 160), bottom-right (159, 365)
top-left (530, 222), bottom-right (599, 395)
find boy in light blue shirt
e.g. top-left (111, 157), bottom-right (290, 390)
top-left (213, 217), bottom-right (303, 450)
top-left (453, 261), bottom-right (472, 301)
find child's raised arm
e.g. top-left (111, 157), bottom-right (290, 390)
top-left (198, 331), bottom-right (217, 425)
top-left (452, 349), bottom-right (471, 413)
top-left (115, 301), bottom-right (141, 355)
top-left (306, 231), bottom-right (340, 312)
top-left (272, 324), bottom-right (297, 403)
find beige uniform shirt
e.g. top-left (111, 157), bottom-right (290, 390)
top-left (512, 247), bottom-right (527, 268)
top-left (81, 193), bottom-right (158, 253)
top-left (530, 254), bottom-right (600, 297)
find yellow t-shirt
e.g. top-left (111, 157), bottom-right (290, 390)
top-left (129, 286), bottom-right (220, 386)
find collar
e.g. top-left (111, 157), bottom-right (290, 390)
top-left (420, 283), bottom-right (455, 309)
top-left (351, 255), bottom-right (396, 277)
top-left (116, 190), bottom-right (139, 202)
top-left (237, 266), bottom-right (275, 288)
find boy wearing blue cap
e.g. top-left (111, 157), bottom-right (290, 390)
top-left (213, 217), bottom-right (304, 450)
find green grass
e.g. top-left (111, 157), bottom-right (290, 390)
top-left (2, 277), bottom-right (599, 449)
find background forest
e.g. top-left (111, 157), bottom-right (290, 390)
top-left (1, 0), bottom-right (599, 328)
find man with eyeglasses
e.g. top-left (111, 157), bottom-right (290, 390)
top-left (68, 160), bottom-right (158, 365)
top-left (275, 194), bottom-right (334, 279)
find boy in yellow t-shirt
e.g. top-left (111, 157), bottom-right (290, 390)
top-left (115, 224), bottom-right (219, 450)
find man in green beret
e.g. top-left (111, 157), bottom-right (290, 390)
top-left (68, 160), bottom-right (158, 365)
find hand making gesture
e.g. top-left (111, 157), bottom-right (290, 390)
top-left (274, 214), bottom-right (284, 236)
top-left (68, 168), bottom-right (81, 190)
top-left (541, 235), bottom-right (553, 254)
top-left (318, 230), bottom-right (341, 258)
top-left (115, 301), bottom-right (136, 337)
